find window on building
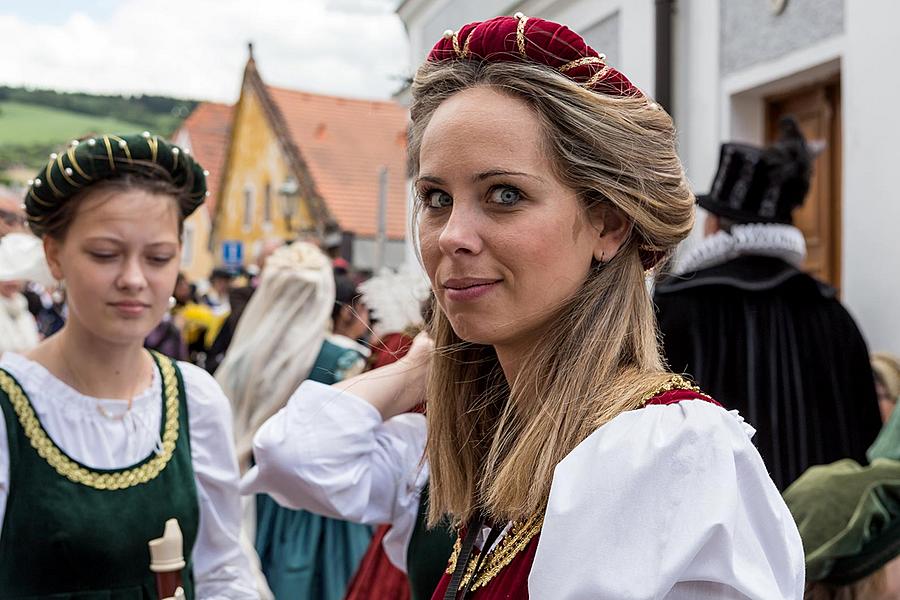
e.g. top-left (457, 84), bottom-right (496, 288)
top-left (264, 182), bottom-right (272, 224)
top-left (243, 185), bottom-right (254, 231)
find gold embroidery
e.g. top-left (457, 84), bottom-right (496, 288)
top-left (27, 187), bottom-right (53, 208)
top-left (558, 56), bottom-right (606, 73)
top-left (586, 65), bottom-right (611, 88)
top-left (461, 30), bottom-right (472, 58)
top-left (109, 135), bottom-right (132, 163)
top-left (516, 15), bottom-right (528, 57)
top-left (0, 351), bottom-right (180, 490)
top-left (639, 374), bottom-right (709, 406)
top-left (56, 154), bottom-right (81, 188)
top-left (452, 29), bottom-right (462, 57)
top-left (102, 135), bottom-right (116, 171)
top-left (44, 161), bottom-right (63, 198)
top-left (66, 146), bottom-right (90, 180)
top-left (445, 514), bottom-right (544, 591)
top-left (148, 135), bottom-right (159, 163)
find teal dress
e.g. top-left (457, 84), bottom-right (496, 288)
top-left (0, 352), bottom-right (200, 599)
top-left (255, 339), bottom-right (373, 600)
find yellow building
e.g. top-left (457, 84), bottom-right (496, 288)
top-left (212, 48), bottom-right (409, 271)
top-left (172, 102), bottom-right (234, 282)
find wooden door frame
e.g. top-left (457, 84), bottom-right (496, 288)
top-left (764, 75), bottom-right (842, 291)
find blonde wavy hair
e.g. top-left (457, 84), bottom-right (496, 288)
top-left (409, 60), bottom-right (696, 526)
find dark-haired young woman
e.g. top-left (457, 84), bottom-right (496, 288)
top-left (0, 134), bottom-right (257, 598)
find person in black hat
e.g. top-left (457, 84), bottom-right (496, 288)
top-left (655, 118), bottom-right (881, 490)
top-left (202, 266), bottom-right (236, 315)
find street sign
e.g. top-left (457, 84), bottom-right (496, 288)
top-left (221, 240), bottom-right (243, 267)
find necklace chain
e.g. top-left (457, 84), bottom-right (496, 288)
top-left (55, 339), bottom-right (148, 419)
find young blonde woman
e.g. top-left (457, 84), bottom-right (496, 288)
top-left (244, 15), bottom-right (804, 599)
top-left (216, 241), bottom-right (374, 600)
top-left (0, 133), bottom-right (256, 598)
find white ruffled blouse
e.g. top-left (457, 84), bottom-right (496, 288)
top-left (243, 380), bottom-right (806, 599)
top-left (0, 352), bottom-right (258, 599)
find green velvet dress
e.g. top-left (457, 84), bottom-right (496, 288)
top-left (255, 339), bottom-right (373, 600)
top-left (0, 352), bottom-right (200, 599)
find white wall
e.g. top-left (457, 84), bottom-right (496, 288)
top-left (842, 0), bottom-right (900, 356)
top-left (672, 0), bottom-right (720, 247)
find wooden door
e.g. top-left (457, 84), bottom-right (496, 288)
top-left (766, 79), bottom-right (842, 289)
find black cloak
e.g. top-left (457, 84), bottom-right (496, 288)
top-left (654, 255), bottom-right (882, 490)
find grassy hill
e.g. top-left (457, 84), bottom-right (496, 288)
top-left (0, 101), bottom-right (147, 145)
top-left (0, 86), bottom-right (199, 177)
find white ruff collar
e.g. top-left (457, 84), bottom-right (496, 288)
top-left (676, 223), bottom-right (807, 275)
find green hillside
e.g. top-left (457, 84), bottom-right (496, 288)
top-left (0, 101), bottom-right (147, 145)
top-left (0, 85), bottom-right (198, 175)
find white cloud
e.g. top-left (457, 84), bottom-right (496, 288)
top-left (0, 0), bottom-right (410, 102)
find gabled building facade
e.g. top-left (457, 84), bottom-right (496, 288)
top-left (172, 102), bottom-right (234, 282)
top-left (212, 50), bottom-right (409, 272)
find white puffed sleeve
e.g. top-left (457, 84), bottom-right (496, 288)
top-left (529, 401), bottom-right (805, 600)
top-left (241, 380), bottom-right (427, 572)
top-left (180, 362), bottom-right (259, 599)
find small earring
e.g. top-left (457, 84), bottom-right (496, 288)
top-left (168, 296), bottom-right (177, 310)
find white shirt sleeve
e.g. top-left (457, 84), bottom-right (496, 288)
top-left (180, 362), bottom-right (259, 599)
top-left (529, 401), bottom-right (805, 600)
top-left (241, 380), bottom-right (427, 572)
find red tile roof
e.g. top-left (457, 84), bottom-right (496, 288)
top-left (267, 86), bottom-right (409, 239)
top-left (178, 102), bottom-right (234, 218)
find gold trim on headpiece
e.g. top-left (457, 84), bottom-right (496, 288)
top-left (109, 135), bottom-right (132, 163)
top-left (27, 188), bottom-right (53, 208)
top-left (147, 135), bottom-right (159, 163)
top-left (44, 161), bottom-right (63, 198)
top-left (451, 29), bottom-right (463, 57)
top-left (56, 154), bottom-right (81, 188)
top-left (515, 13), bottom-right (528, 57)
top-left (102, 135), bottom-right (116, 171)
top-left (66, 146), bottom-right (90, 180)
top-left (461, 29), bottom-right (472, 58)
top-left (586, 65), bottom-right (612, 88)
top-left (558, 55), bottom-right (606, 73)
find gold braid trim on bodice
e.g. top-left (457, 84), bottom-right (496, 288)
top-left (0, 351), bottom-right (180, 490)
top-left (445, 514), bottom-right (544, 591)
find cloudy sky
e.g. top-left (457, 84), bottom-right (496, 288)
top-left (0, 0), bottom-right (411, 102)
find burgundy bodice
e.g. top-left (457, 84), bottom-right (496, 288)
top-left (431, 388), bottom-right (719, 600)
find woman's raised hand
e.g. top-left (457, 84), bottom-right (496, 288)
top-left (332, 331), bottom-right (434, 420)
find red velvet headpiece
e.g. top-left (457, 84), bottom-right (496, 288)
top-left (427, 13), bottom-right (642, 99)
top-left (429, 14), bottom-right (668, 268)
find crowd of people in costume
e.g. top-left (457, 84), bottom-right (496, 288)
top-left (1, 12), bottom-right (900, 600)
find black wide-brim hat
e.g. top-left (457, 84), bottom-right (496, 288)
top-left (698, 118), bottom-right (812, 225)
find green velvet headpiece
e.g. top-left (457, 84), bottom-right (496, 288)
top-left (784, 456), bottom-right (900, 585)
top-left (24, 132), bottom-right (208, 232)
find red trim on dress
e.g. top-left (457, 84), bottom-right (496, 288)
top-left (430, 386), bottom-right (721, 599)
top-left (645, 388), bottom-right (722, 407)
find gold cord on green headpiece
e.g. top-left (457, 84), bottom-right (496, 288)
top-left (24, 132), bottom-right (209, 233)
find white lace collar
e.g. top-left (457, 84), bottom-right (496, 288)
top-left (676, 223), bottom-right (807, 275)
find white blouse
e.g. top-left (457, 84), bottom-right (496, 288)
top-left (0, 352), bottom-right (258, 599)
top-left (243, 381), bottom-right (805, 599)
